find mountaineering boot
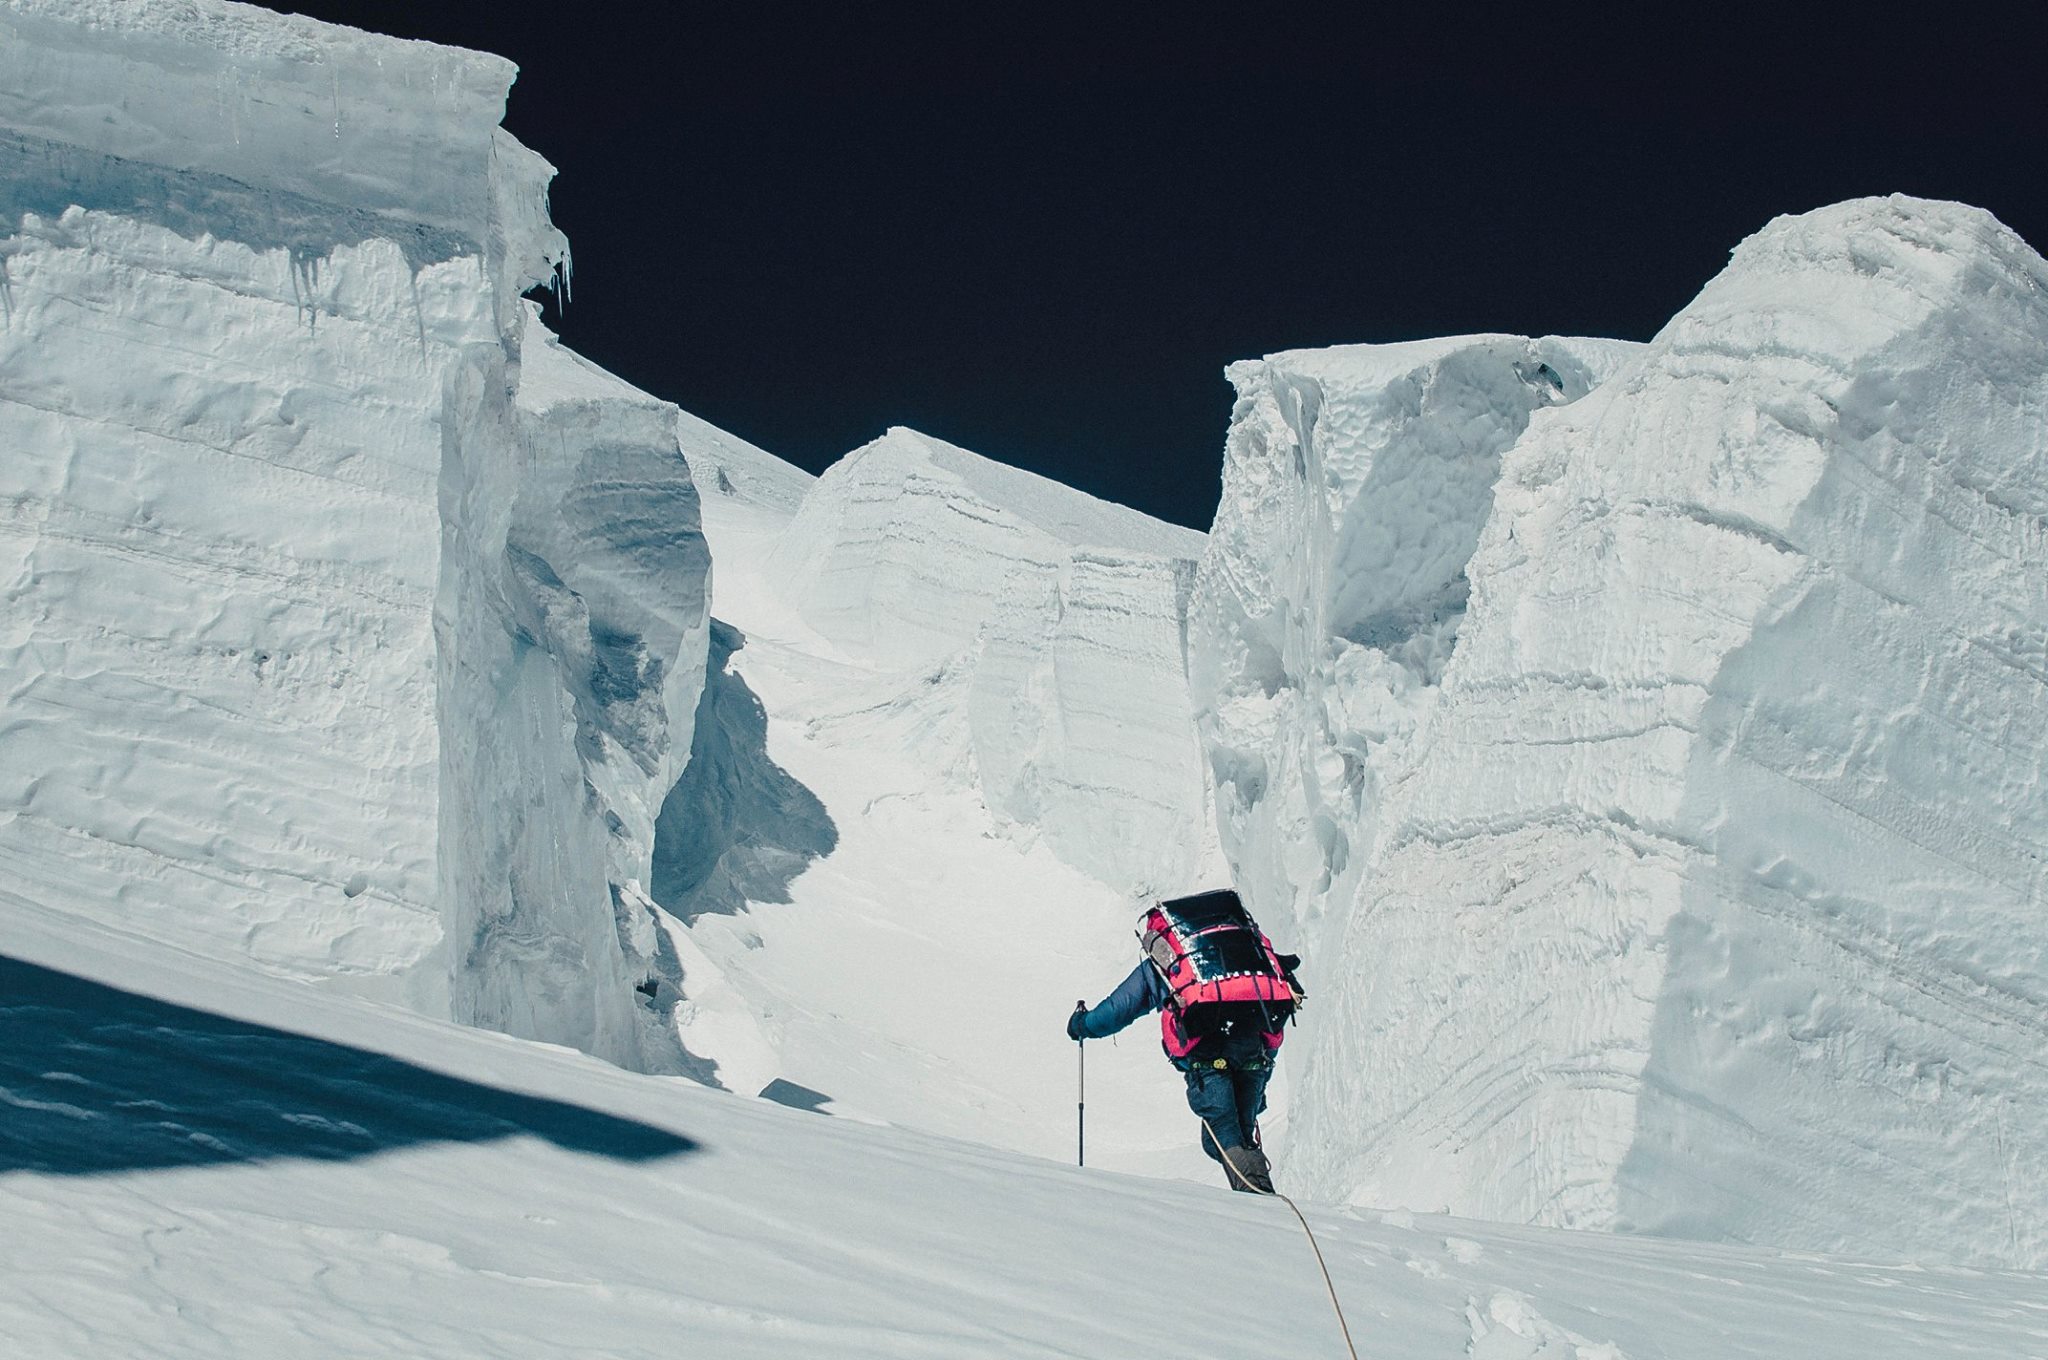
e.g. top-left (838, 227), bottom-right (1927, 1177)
top-left (1221, 1144), bottom-right (1274, 1194)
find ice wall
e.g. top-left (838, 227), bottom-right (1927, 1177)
top-left (1193, 334), bottom-right (1638, 935)
top-left (768, 426), bottom-right (1216, 892)
top-left (437, 333), bottom-right (711, 1069)
top-left (0, 0), bottom-right (706, 1070)
top-left (1205, 198), bottom-right (2048, 1267)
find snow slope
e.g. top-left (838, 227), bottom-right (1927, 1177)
top-left (0, 0), bottom-right (709, 1072)
top-left (8, 0), bottom-right (2046, 1308)
top-left (645, 417), bottom-right (1228, 1174)
top-left (0, 0), bottom-right (1227, 1169)
top-left (1201, 199), bottom-right (2048, 1268)
top-left (5, 898), bottom-right (2045, 1360)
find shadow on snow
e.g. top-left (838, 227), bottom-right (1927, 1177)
top-left (0, 956), bottom-right (699, 1176)
top-left (651, 620), bottom-right (837, 925)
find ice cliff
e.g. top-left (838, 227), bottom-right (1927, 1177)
top-left (769, 426), bottom-right (1218, 893)
top-left (8, 0), bottom-right (2043, 1274)
top-left (1194, 333), bottom-right (1641, 925)
top-left (1199, 197), bottom-right (2048, 1267)
top-left (0, 0), bottom-right (708, 1071)
top-left (633, 421), bottom-right (1222, 1170)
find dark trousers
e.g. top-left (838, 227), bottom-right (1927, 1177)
top-left (1182, 1061), bottom-right (1273, 1162)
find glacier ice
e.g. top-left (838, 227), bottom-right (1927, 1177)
top-left (1194, 333), bottom-right (1642, 929)
top-left (768, 425), bottom-right (1219, 893)
top-left (6, 0), bottom-right (2046, 1277)
top-left (438, 331), bottom-right (711, 1071)
top-left (1202, 197), bottom-right (2048, 1268)
top-left (0, 0), bottom-right (704, 1072)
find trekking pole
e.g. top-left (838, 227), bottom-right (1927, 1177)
top-left (1074, 1001), bottom-right (1087, 1167)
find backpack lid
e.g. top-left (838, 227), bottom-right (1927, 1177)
top-left (1141, 890), bottom-right (1291, 998)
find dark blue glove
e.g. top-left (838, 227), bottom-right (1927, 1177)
top-left (1066, 1005), bottom-right (1088, 1041)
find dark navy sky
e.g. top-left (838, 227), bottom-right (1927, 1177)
top-left (265, 4), bottom-right (2043, 532)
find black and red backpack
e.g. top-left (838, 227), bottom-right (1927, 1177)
top-left (1139, 890), bottom-right (1303, 1062)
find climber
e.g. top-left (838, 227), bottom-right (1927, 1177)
top-left (1066, 889), bottom-right (1302, 1193)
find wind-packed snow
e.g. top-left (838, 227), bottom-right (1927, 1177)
top-left (6, 900), bottom-right (2045, 1360)
top-left (0, 0), bottom-right (703, 1072)
top-left (1201, 198), bottom-right (2048, 1269)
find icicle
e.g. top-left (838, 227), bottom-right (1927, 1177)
top-left (552, 245), bottom-right (572, 311)
top-left (289, 245), bottom-right (325, 334)
top-left (407, 266), bottom-right (428, 358)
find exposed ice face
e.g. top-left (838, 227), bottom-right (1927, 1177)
top-left (437, 334), bottom-right (711, 1072)
top-left (768, 426), bottom-right (1219, 893)
top-left (1209, 197), bottom-right (2048, 1267)
top-left (1193, 333), bottom-right (1640, 935)
top-left (0, 209), bottom-right (475, 992)
top-left (0, 0), bottom-right (702, 1071)
top-left (0, 0), bottom-right (567, 322)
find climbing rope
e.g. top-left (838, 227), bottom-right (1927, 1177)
top-left (1194, 1113), bottom-right (1360, 1360)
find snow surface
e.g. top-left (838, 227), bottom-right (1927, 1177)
top-left (1200, 199), bottom-right (2048, 1269)
top-left (7, 898), bottom-right (2045, 1360)
top-left (6, 4), bottom-right (2048, 1349)
top-left (655, 416), bottom-right (1230, 1176)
